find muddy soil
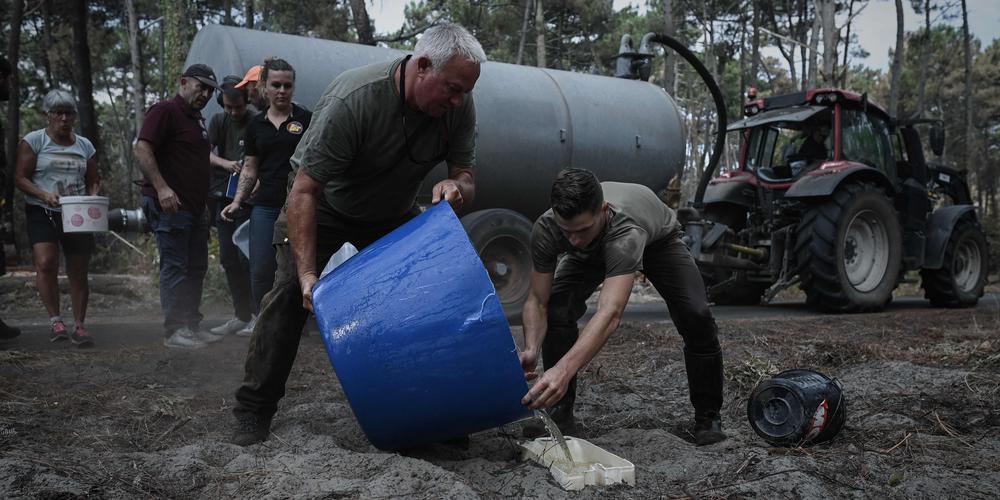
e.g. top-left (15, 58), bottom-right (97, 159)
top-left (1, 275), bottom-right (999, 499)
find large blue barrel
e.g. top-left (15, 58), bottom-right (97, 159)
top-left (311, 203), bottom-right (533, 450)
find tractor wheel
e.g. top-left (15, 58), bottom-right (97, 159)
top-left (794, 183), bottom-right (902, 312)
top-left (920, 218), bottom-right (989, 307)
top-left (461, 209), bottom-right (534, 324)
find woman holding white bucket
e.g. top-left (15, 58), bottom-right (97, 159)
top-left (14, 89), bottom-right (100, 347)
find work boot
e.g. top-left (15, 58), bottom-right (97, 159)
top-left (0, 318), bottom-right (20, 341)
top-left (232, 413), bottom-right (272, 446)
top-left (694, 412), bottom-right (727, 445)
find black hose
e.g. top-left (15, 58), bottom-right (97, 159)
top-left (645, 33), bottom-right (728, 206)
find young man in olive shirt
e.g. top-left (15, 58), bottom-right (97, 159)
top-left (231, 24), bottom-right (486, 446)
top-left (520, 168), bottom-right (727, 446)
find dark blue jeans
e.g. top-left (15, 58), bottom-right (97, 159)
top-left (209, 199), bottom-right (252, 322)
top-left (249, 204), bottom-right (282, 314)
top-left (143, 196), bottom-right (210, 335)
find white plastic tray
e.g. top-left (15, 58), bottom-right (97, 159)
top-left (520, 436), bottom-right (636, 491)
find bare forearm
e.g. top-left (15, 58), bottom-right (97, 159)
top-left (134, 143), bottom-right (167, 191)
top-left (231, 172), bottom-right (256, 204)
top-left (14, 175), bottom-right (48, 200)
top-left (210, 152), bottom-right (229, 169)
top-left (521, 297), bottom-right (548, 353)
top-left (556, 307), bottom-right (622, 376)
top-left (287, 191), bottom-right (318, 280)
top-left (86, 159), bottom-right (100, 195)
top-left (451, 169), bottom-right (475, 204)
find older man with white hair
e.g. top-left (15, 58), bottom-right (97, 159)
top-left (231, 23), bottom-right (486, 446)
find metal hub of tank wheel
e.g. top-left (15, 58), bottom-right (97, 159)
top-left (843, 209), bottom-right (890, 293)
top-left (954, 235), bottom-right (983, 292)
top-left (480, 234), bottom-right (530, 307)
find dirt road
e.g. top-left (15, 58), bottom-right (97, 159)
top-left (2, 284), bottom-right (999, 498)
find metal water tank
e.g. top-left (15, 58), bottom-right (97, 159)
top-left (185, 25), bottom-right (687, 318)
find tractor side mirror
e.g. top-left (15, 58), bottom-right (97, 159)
top-left (929, 124), bottom-right (945, 157)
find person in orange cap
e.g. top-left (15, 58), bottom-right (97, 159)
top-left (235, 65), bottom-right (266, 109)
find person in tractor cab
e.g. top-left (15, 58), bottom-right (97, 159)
top-left (519, 168), bottom-right (727, 446)
top-left (785, 123), bottom-right (832, 177)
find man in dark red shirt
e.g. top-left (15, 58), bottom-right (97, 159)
top-left (135, 64), bottom-right (221, 349)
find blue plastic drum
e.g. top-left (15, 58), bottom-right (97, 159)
top-left (311, 202), bottom-right (533, 450)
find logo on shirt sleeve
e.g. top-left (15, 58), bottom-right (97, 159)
top-left (287, 122), bottom-right (304, 135)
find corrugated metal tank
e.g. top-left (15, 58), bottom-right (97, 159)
top-left (185, 25), bottom-right (685, 220)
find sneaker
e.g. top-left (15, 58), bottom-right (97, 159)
top-left (694, 415), bottom-right (727, 446)
top-left (70, 325), bottom-right (95, 347)
top-left (235, 316), bottom-right (257, 337)
top-left (0, 319), bottom-right (20, 340)
top-left (194, 328), bottom-right (225, 344)
top-left (232, 413), bottom-right (272, 446)
top-left (50, 321), bottom-right (69, 342)
top-left (163, 327), bottom-right (208, 349)
top-left (210, 318), bottom-right (248, 335)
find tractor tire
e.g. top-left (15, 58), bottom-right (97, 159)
top-left (920, 217), bottom-right (989, 307)
top-left (461, 209), bottom-right (534, 324)
top-left (794, 183), bottom-right (902, 313)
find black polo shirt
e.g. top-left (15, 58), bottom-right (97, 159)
top-left (243, 103), bottom-right (311, 208)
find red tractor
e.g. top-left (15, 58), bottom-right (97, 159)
top-left (682, 88), bottom-right (990, 312)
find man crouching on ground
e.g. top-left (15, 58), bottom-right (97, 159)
top-left (520, 168), bottom-right (727, 445)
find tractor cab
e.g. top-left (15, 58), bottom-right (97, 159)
top-left (723, 89), bottom-right (895, 186)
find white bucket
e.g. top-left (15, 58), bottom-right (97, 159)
top-left (59, 196), bottom-right (109, 233)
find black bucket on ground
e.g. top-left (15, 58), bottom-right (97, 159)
top-left (747, 369), bottom-right (846, 446)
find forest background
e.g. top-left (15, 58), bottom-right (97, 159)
top-left (1, 0), bottom-right (998, 278)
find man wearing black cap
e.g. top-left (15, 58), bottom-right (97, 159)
top-left (135, 63), bottom-right (222, 349)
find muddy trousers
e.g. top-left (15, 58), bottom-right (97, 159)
top-left (233, 216), bottom-right (409, 420)
top-left (544, 234), bottom-right (723, 420)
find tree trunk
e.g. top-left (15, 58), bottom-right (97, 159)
top-left (349, 0), bottom-right (375, 46)
top-left (126, 0), bottom-right (145, 139)
top-left (916, 0), bottom-right (930, 116)
top-left (516, 0), bottom-right (532, 65)
top-left (662, 0), bottom-right (676, 92)
top-left (750, 0), bottom-right (760, 91)
top-left (163, 0), bottom-right (190, 89)
top-left (71, 1), bottom-right (100, 149)
top-left (42, 0), bottom-right (55, 89)
top-left (961, 0), bottom-right (972, 173)
top-left (817, 0), bottom-right (836, 86)
top-left (223, 0), bottom-right (232, 25)
top-left (4, 0), bottom-right (24, 249)
top-left (840, 0), bottom-right (855, 87)
top-left (888, 0), bottom-right (905, 117)
top-left (535, 0), bottom-right (546, 68)
top-left (245, 0), bottom-right (254, 29)
top-left (806, 8), bottom-right (820, 89)
top-left (800, 0), bottom-right (811, 89)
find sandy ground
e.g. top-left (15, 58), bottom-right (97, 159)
top-left (1, 273), bottom-right (1000, 499)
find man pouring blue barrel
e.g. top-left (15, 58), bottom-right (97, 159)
top-left (230, 23), bottom-right (485, 446)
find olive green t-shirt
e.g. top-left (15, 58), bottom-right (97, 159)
top-left (275, 56), bottom-right (476, 239)
top-left (531, 182), bottom-right (680, 277)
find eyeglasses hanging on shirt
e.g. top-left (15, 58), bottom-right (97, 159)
top-left (399, 54), bottom-right (450, 167)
